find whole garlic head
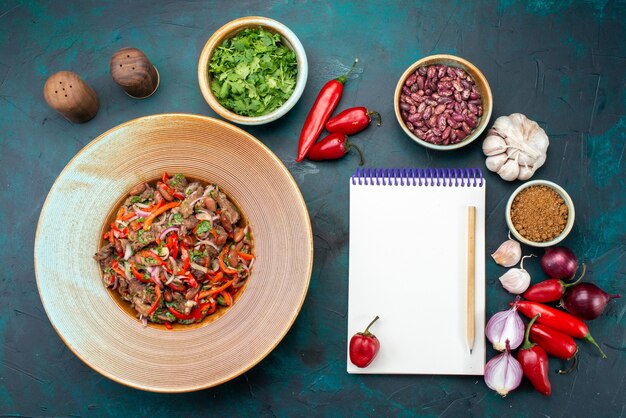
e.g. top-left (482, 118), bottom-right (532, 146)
top-left (482, 113), bottom-right (549, 181)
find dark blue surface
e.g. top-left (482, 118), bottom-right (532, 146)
top-left (1, 1), bottom-right (625, 416)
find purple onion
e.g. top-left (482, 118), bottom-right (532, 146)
top-left (159, 226), bottom-right (180, 240)
top-left (563, 282), bottom-right (621, 320)
top-left (484, 340), bottom-right (523, 397)
top-left (541, 247), bottom-right (578, 279)
top-left (485, 299), bottom-right (525, 351)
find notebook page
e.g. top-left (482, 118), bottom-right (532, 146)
top-left (347, 178), bottom-right (486, 375)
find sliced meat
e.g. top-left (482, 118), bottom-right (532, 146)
top-left (171, 292), bottom-right (195, 315)
top-left (215, 191), bottom-right (240, 224)
top-left (128, 228), bottom-right (156, 251)
top-left (94, 243), bottom-right (114, 262)
top-left (183, 216), bottom-right (199, 231)
top-left (166, 174), bottom-right (188, 193)
top-left (179, 187), bottom-right (205, 218)
top-left (139, 186), bottom-right (154, 202)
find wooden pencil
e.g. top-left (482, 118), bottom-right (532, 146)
top-left (467, 206), bottom-right (476, 354)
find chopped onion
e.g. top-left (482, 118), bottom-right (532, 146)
top-left (122, 262), bottom-right (131, 280)
top-left (190, 261), bottom-right (208, 273)
top-left (134, 209), bottom-right (152, 218)
top-left (196, 211), bottom-right (213, 222)
top-left (195, 240), bottom-right (219, 252)
top-left (203, 185), bottom-right (215, 197)
top-left (155, 246), bottom-right (169, 259)
top-left (169, 256), bottom-right (179, 275)
top-left (159, 226), bottom-right (180, 240)
top-left (135, 202), bottom-right (150, 209)
top-left (212, 215), bottom-right (220, 222)
top-left (210, 258), bottom-right (219, 272)
top-left (141, 316), bottom-right (148, 327)
top-left (124, 242), bottom-right (133, 260)
top-left (112, 276), bottom-right (119, 290)
top-left (151, 266), bottom-right (163, 288)
top-left (164, 270), bottom-right (175, 285)
top-left (187, 197), bottom-right (204, 208)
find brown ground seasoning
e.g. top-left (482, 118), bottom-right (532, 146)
top-left (510, 185), bottom-right (568, 242)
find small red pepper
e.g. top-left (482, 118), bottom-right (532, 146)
top-left (349, 316), bottom-right (380, 368)
top-left (306, 133), bottom-right (364, 165)
top-left (110, 260), bottom-right (126, 278)
top-left (530, 323), bottom-right (579, 374)
top-left (131, 263), bottom-right (150, 283)
top-left (325, 106), bottom-right (382, 135)
top-left (162, 171), bottom-right (169, 184)
top-left (514, 300), bottom-right (606, 358)
top-left (296, 58), bottom-right (358, 162)
top-left (523, 264), bottom-right (586, 302)
top-left (517, 315), bottom-right (551, 396)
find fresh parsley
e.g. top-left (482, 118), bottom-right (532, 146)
top-left (209, 27), bottom-right (298, 117)
top-left (195, 220), bottom-right (212, 235)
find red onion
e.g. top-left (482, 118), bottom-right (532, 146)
top-left (484, 340), bottom-right (523, 397)
top-left (123, 242), bottom-right (133, 260)
top-left (563, 283), bottom-right (621, 320)
top-left (159, 226), bottom-right (180, 240)
top-left (541, 247), bottom-right (578, 280)
top-left (134, 209), bottom-right (152, 218)
top-left (112, 276), bottom-right (119, 290)
top-left (485, 298), bottom-right (525, 351)
top-left (151, 266), bottom-right (163, 288)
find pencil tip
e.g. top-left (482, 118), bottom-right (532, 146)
top-left (470, 349), bottom-right (473, 354)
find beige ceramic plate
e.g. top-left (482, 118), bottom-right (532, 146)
top-left (34, 114), bottom-right (313, 392)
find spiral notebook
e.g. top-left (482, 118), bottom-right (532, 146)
top-left (347, 168), bottom-right (486, 375)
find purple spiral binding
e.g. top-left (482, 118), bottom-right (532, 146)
top-left (351, 168), bottom-right (484, 187)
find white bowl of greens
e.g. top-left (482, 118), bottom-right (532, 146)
top-left (198, 16), bottom-right (308, 125)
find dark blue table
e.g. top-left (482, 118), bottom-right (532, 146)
top-left (1, 1), bottom-right (624, 416)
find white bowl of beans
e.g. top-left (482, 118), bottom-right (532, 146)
top-left (394, 54), bottom-right (493, 150)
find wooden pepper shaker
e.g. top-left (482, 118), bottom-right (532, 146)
top-left (110, 47), bottom-right (160, 99)
top-left (43, 71), bottom-right (99, 123)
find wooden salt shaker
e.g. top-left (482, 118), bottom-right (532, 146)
top-left (110, 47), bottom-right (159, 99)
top-left (43, 71), bottom-right (99, 123)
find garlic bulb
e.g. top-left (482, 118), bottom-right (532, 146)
top-left (499, 255), bottom-right (534, 294)
top-left (482, 113), bottom-right (549, 181)
top-left (491, 235), bottom-right (522, 267)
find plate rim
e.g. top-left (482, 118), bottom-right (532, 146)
top-left (33, 113), bottom-right (313, 392)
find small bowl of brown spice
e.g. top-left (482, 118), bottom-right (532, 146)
top-left (506, 180), bottom-right (575, 247)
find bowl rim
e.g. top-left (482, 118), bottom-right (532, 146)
top-left (393, 54), bottom-right (493, 150)
top-left (34, 113), bottom-right (314, 392)
top-left (505, 179), bottom-right (576, 247)
top-left (197, 16), bottom-right (308, 125)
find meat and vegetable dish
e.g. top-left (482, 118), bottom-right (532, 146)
top-left (94, 172), bottom-right (254, 327)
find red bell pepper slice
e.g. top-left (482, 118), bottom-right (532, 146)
top-left (162, 171), bottom-right (169, 184)
top-left (180, 242), bottom-right (191, 272)
top-left (167, 233), bottom-right (179, 260)
top-left (167, 306), bottom-right (193, 320)
top-left (111, 260), bottom-right (126, 278)
top-left (131, 263), bottom-right (150, 283)
top-left (147, 286), bottom-right (161, 316)
top-left (218, 247), bottom-right (239, 275)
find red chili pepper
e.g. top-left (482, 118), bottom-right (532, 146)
top-left (349, 316), bottom-right (380, 368)
top-left (296, 58), bottom-right (358, 162)
top-left (180, 242), bottom-right (190, 272)
top-left (159, 182), bottom-right (176, 196)
top-left (523, 265), bottom-right (586, 302)
top-left (517, 315), bottom-right (551, 396)
top-left (530, 323), bottom-right (578, 360)
top-left (162, 171), bottom-right (169, 184)
top-left (167, 306), bottom-right (193, 320)
top-left (513, 301), bottom-right (606, 358)
top-left (325, 106), bottom-right (382, 135)
top-left (306, 133), bottom-right (365, 165)
top-left (164, 322), bottom-right (173, 330)
top-left (173, 192), bottom-right (185, 200)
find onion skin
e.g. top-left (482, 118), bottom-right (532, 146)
top-left (563, 283), bottom-right (621, 320)
top-left (541, 247), bottom-right (578, 280)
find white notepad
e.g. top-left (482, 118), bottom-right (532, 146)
top-left (347, 168), bottom-right (486, 375)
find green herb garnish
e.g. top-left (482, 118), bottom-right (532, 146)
top-left (130, 196), bottom-right (142, 204)
top-left (195, 220), bottom-right (212, 235)
top-left (209, 27), bottom-right (298, 117)
top-left (170, 213), bottom-right (184, 225)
